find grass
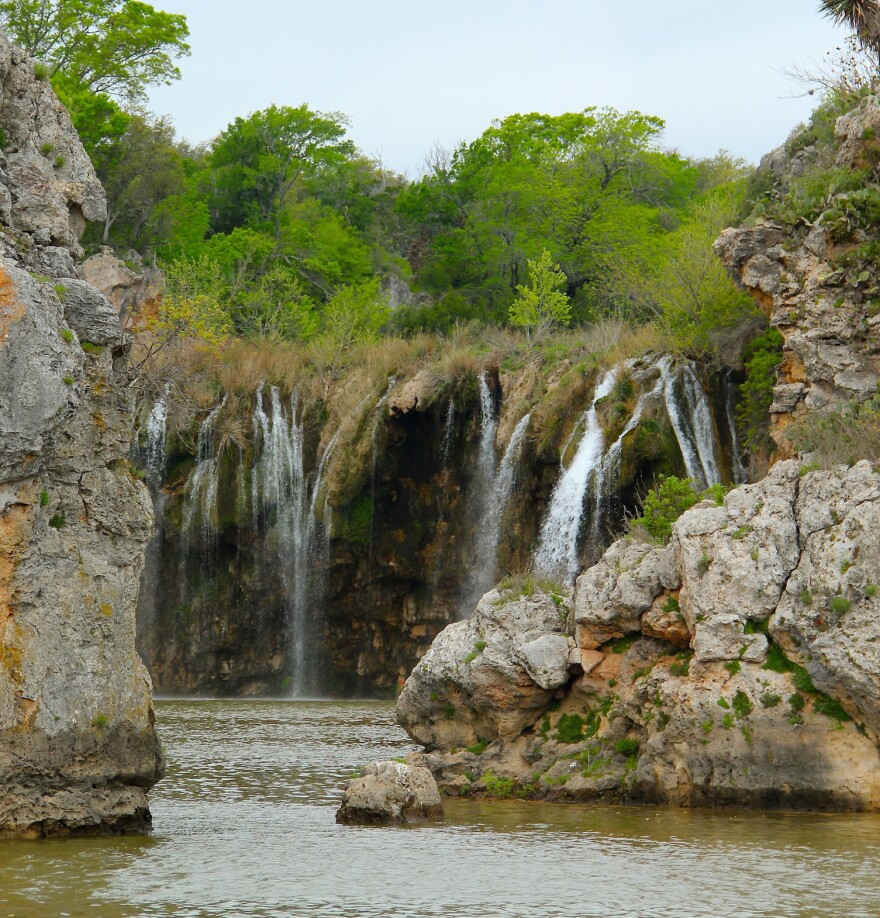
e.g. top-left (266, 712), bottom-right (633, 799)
top-left (48, 513), bottom-right (66, 529)
top-left (466, 740), bottom-right (488, 755)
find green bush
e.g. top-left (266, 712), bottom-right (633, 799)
top-left (630, 476), bottom-right (702, 542)
top-left (553, 713), bottom-right (586, 744)
top-left (614, 738), bottom-right (640, 758)
top-left (736, 327), bottom-right (784, 457)
top-left (482, 770), bottom-right (514, 799)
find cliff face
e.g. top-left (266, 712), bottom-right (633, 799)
top-left (0, 34), bottom-right (163, 837)
top-left (135, 355), bottom-right (725, 698)
top-left (715, 91), bottom-right (880, 451)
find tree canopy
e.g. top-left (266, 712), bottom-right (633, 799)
top-left (0, 0), bottom-right (190, 101)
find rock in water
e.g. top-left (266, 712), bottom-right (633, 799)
top-left (0, 32), bottom-right (163, 837)
top-left (336, 761), bottom-right (443, 825)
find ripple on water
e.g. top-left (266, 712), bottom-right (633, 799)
top-left (0, 700), bottom-right (879, 917)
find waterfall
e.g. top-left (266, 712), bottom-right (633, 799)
top-left (458, 373), bottom-right (500, 616)
top-left (182, 397), bottom-right (227, 546)
top-left (591, 372), bottom-right (663, 544)
top-left (144, 387), bottom-right (169, 485)
top-left (725, 371), bottom-right (748, 485)
top-left (442, 400), bottom-right (455, 468)
top-left (464, 411), bottom-right (532, 612)
top-left (534, 367), bottom-right (618, 584)
top-left (658, 356), bottom-right (721, 491)
top-left (249, 384), bottom-right (335, 697)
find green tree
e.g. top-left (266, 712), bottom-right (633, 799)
top-left (209, 104), bottom-right (355, 238)
top-left (508, 250), bottom-right (571, 340)
top-left (0, 0), bottom-right (190, 102)
top-left (88, 112), bottom-right (185, 247)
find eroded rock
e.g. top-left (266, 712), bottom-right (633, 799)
top-left (336, 761), bottom-right (442, 824)
top-left (396, 587), bottom-right (575, 749)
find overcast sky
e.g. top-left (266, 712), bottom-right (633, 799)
top-left (148, 1), bottom-right (847, 176)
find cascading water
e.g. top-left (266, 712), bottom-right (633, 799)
top-left (144, 387), bottom-right (169, 486)
top-left (182, 397), bottom-right (227, 548)
top-left (725, 371), bottom-right (748, 485)
top-left (591, 371), bottom-right (664, 544)
top-left (442, 400), bottom-right (456, 468)
top-left (249, 384), bottom-right (335, 697)
top-left (534, 368), bottom-right (618, 585)
top-left (658, 356), bottom-right (721, 491)
top-left (459, 373), bottom-right (500, 616)
top-left (465, 411), bottom-right (532, 612)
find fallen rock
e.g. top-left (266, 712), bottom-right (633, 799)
top-left (336, 761), bottom-right (442, 824)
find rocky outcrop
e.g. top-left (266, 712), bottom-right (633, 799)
top-left (79, 248), bottom-right (164, 325)
top-left (398, 460), bottom-right (880, 811)
top-left (396, 587), bottom-right (575, 749)
top-left (0, 32), bottom-right (162, 837)
top-left (715, 91), bottom-right (880, 451)
top-left (336, 761), bottom-right (443, 824)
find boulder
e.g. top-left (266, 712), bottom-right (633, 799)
top-left (396, 587), bottom-right (575, 749)
top-left (336, 761), bottom-right (442, 825)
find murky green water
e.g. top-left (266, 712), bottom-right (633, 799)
top-left (1, 700), bottom-right (880, 917)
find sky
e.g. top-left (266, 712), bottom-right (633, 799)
top-left (147, 1), bottom-right (848, 176)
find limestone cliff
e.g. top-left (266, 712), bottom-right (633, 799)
top-left (0, 33), bottom-right (163, 837)
top-left (398, 461), bottom-right (880, 810)
top-left (715, 90), bottom-right (880, 452)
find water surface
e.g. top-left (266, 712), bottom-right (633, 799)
top-left (1, 700), bottom-right (880, 917)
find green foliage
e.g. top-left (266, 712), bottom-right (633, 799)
top-left (606, 634), bottom-right (638, 655)
top-left (336, 493), bottom-right (373, 544)
top-left (724, 660), bottom-right (741, 676)
top-left (630, 475), bottom-right (700, 542)
top-left (760, 692), bottom-right (782, 708)
top-left (39, 488), bottom-right (49, 506)
top-left (48, 512), bottom-right (66, 528)
top-left (482, 770), bottom-right (514, 799)
top-left (610, 184), bottom-right (760, 362)
top-left (508, 250), bottom-right (571, 339)
top-left (60, 327), bottom-right (73, 343)
top-left (0, 0), bottom-right (191, 103)
top-left (668, 651), bottom-right (692, 677)
top-left (736, 327), bottom-right (784, 457)
top-left (812, 694), bottom-right (852, 722)
top-left (614, 738), bottom-right (640, 758)
top-left (553, 713), bottom-right (586, 744)
top-left (91, 713), bottom-right (108, 729)
top-left (732, 690), bottom-right (753, 719)
top-left (466, 740), bottom-right (488, 755)
top-left (829, 596), bottom-right (853, 616)
top-left (799, 588), bottom-right (814, 606)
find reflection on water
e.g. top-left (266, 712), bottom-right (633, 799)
top-left (1, 700), bottom-right (880, 917)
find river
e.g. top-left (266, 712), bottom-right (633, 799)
top-left (1, 700), bottom-right (879, 917)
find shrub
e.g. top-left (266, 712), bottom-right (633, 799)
top-left (48, 513), bottom-right (65, 529)
top-left (467, 740), bottom-right (488, 755)
top-left (725, 660), bottom-right (741, 676)
top-left (33, 62), bottom-right (49, 80)
top-left (39, 489), bottom-right (49, 507)
top-left (60, 327), bottom-right (73, 343)
top-left (553, 713), bottom-right (586, 744)
top-left (40, 141), bottom-right (54, 156)
top-left (614, 738), bottom-right (640, 758)
top-left (732, 690), bottom-right (753, 719)
top-left (629, 475), bottom-right (701, 543)
top-left (482, 770), bottom-right (514, 799)
top-left (829, 596), bottom-right (852, 617)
